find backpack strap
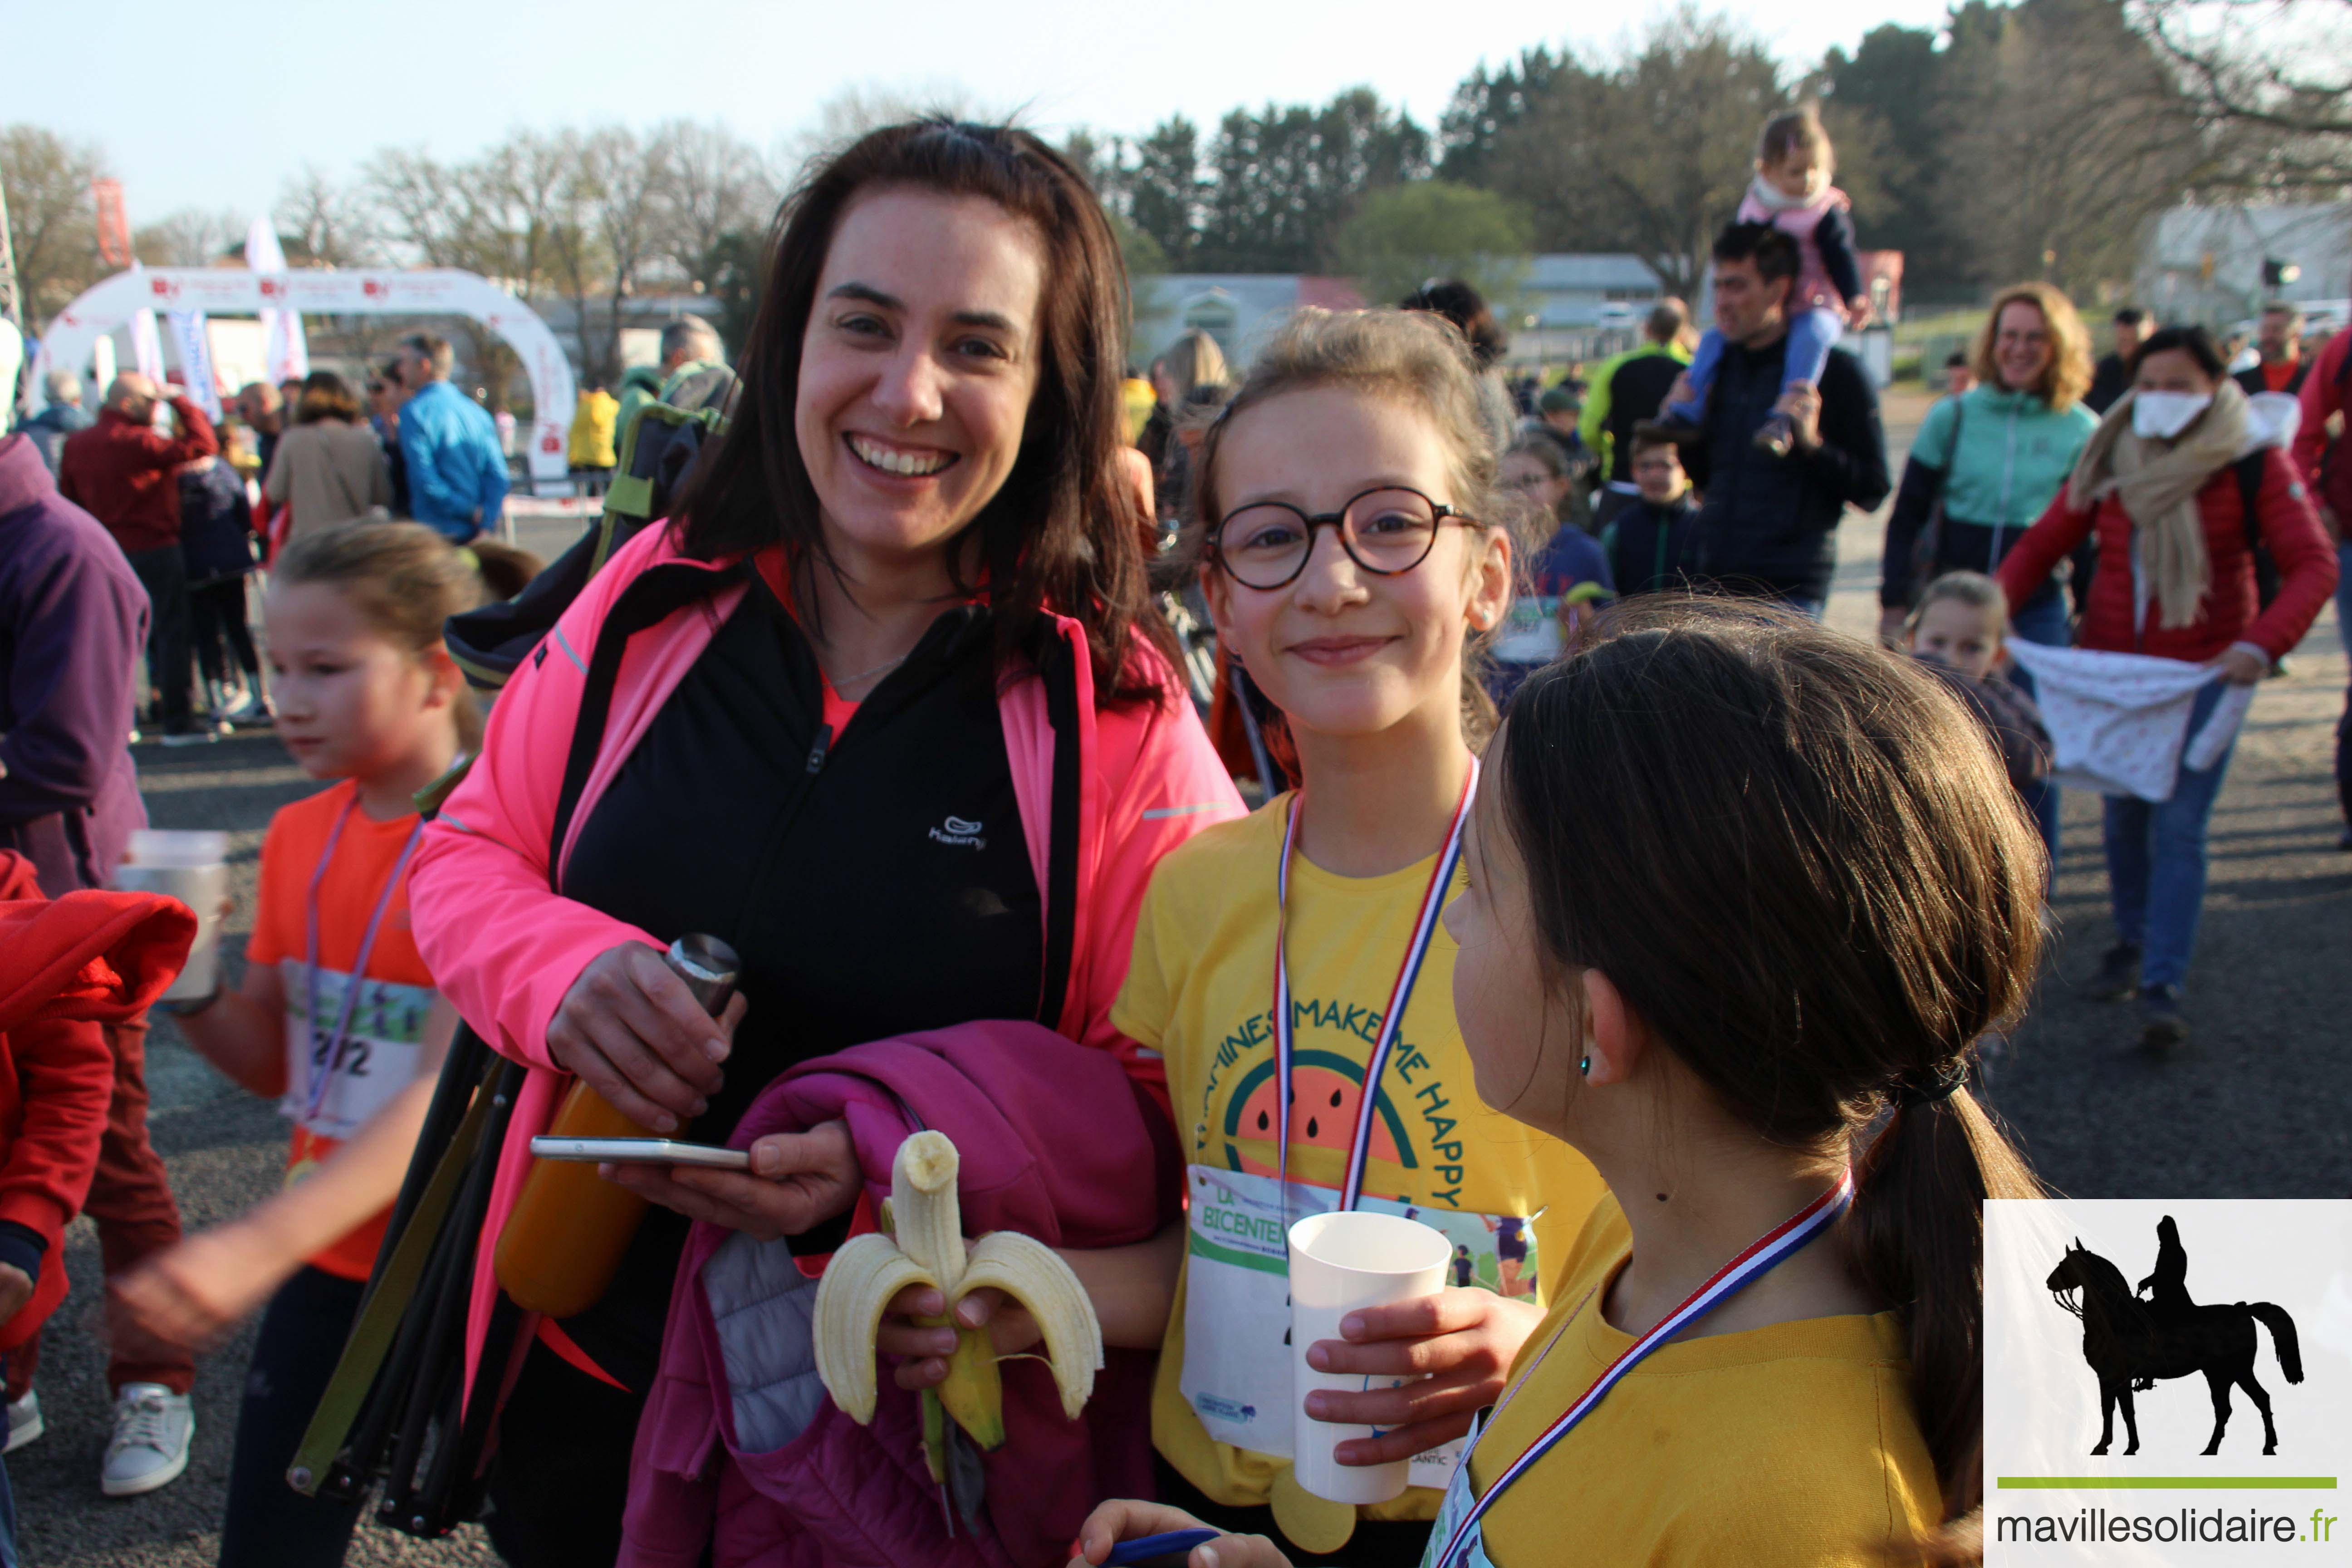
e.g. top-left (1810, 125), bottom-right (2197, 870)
top-left (548, 558), bottom-right (748, 877)
top-left (2236, 450), bottom-right (2268, 555)
top-left (1035, 632), bottom-right (1083, 1037)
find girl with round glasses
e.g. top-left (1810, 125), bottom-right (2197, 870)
top-left (1111, 308), bottom-right (1606, 1563)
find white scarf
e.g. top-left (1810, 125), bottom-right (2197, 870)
top-left (1744, 175), bottom-right (1823, 214)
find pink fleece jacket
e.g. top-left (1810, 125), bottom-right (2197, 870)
top-left (620, 1021), bottom-right (1180, 1568)
top-left (405, 521), bottom-right (1243, 1402)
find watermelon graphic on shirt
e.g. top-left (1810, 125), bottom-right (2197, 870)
top-left (1220, 1048), bottom-right (1418, 1199)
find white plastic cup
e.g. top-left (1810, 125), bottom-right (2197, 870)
top-left (115, 831), bottom-right (230, 1001)
top-left (1287, 1210), bottom-right (1452, 1504)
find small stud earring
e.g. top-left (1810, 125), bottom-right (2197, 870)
top-left (1578, 1055), bottom-right (1591, 1077)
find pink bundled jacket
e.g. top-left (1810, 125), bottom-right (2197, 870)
top-left (621, 1021), bottom-right (1180, 1568)
top-left (1735, 182), bottom-right (1856, 318)
top-left (405, 522), bottom-right (1243, 1401)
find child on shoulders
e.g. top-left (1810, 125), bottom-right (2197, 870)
top-left (1656, 107), bottom-right (1872, 457)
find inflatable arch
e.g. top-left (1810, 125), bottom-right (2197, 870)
top-left (35, 268), bottom-right (577, 490)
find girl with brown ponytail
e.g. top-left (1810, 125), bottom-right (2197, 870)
top-left (1071, 598), bottom-right (2044, 1568)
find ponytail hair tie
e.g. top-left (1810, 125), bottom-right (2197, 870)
top-left (1892, 1061), bottom-right (1969, 1110)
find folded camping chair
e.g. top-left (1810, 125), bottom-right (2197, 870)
top-left (445, 398), bottom-right (730, 696)
top-left (291, 397), bottom-right (729, 1535)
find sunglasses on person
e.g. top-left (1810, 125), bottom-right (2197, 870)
top-left (1210, 485), bottom-right (1480, 590)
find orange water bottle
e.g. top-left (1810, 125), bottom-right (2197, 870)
top-left (494, 934), bottom-right (740, 1317)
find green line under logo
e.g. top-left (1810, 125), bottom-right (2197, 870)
top-left (1998, 1477), bottom-right (2338, 1490)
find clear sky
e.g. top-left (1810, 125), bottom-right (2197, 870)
top-left (12, 0), bottom-right (1952, 226)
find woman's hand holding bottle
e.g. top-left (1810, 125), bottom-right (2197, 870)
top-left (547, 942), bottom-right (744, 1132)
top-left (550, 941), bottom-right (863, 1237)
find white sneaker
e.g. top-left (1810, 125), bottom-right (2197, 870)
top-left (3, 1391), bottom-right (41, 1454)
top-left (102, 1382), bottom-right (193, 1497)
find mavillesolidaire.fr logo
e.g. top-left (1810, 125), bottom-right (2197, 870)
top-left (1986, 1200), bottom-right (2352, 1564)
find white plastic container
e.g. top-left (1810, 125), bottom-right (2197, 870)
top-left (1287, 1209), bottom-right (1451, 1504)
top-left (114, 830), bottom-right (230, 1001)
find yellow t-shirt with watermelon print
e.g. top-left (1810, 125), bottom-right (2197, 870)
top-left (1112, 794), bottom-right (1606, 1522)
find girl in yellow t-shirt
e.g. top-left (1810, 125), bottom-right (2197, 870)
top-left (1077, 605), bottom-right (2044, 1568)
top-left (1110, 308), bottom-right (1607, 1564)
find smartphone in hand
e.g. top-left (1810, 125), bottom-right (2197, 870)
top-left (528, 1136), bottom-right (750, 1170)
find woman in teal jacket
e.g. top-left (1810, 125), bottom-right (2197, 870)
top-left (1879, 281), bottom-right (2097, 855)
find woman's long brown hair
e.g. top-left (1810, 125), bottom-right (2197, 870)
top-left (669, 118), bottom-right (1172, 705)
top-left (1496, 599), bottom-right (2048, 1565)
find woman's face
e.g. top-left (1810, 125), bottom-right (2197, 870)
top-left (1993, 300), bottom-right (2053, 394)
top-left (2134, 347), bottom-right (2217, 398)
top-left (795, 188), bottom-right (1048, 570)
top-left (1201, 387), bottom-right (1510, 745)
top-left (1499, 449), bottom-right (1569, 517)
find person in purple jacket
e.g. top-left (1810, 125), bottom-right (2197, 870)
top-left (0, 431), bottom-right (150, 897)
top-left (0, 431), bottom-right (204, 1495)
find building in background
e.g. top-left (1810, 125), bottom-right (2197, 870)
top-left (1129, 275), bottom-right (1367, 367)
top-left (2136, 203), bottom-right (2351, 332)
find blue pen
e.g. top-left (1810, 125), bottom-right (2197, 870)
top-left (1103, 1527), bottom-right (1222, 1568)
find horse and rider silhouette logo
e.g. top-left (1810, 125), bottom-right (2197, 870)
top-left (2046, 1216), bottom-right (2304, 1457)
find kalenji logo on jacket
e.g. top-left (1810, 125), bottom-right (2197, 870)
top-left (928, 815), bottom-right (985, 850)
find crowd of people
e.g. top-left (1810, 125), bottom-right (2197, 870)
top-left (0, 107), bottom-right (2342, 1568)
top-left (16, 335), bottom-right (514, 750)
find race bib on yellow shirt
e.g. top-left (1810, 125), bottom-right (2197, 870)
top-left (1181, 1164), bottom-right (1540, 1489)
top-left (1420, 1406), bottom-right (1501, 1568)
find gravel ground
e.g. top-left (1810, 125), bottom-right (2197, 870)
top-left (20, 392), bottom-right (2349, 1563)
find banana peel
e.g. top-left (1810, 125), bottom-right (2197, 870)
top-left (813, 1130), bottom-right (1102, 1452)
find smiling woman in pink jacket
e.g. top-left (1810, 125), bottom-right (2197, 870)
top-left (405, 121), bottom-right (1240, 1567)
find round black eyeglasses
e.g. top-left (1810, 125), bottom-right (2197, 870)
top-left (1210, 486), bottom-right (1480, 590)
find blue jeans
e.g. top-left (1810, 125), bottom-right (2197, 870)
top-left (2102, 679), bottom-right (2239, 991)
top-left (1669, 307), bottom-right (1845, 423)
top-left (0, 1449), bottom-right (15, 1568)
top-left (2005, 588), bottom-right (2072, 862)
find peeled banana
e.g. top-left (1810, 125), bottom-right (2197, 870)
top-left (811, 1130), bottom-right (1103, 1450)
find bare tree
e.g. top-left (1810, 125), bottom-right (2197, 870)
top-left (1941, 0), bottom-right (2211, 292)
top-left (1482, 8), bottom-right (1789, 289)
top-left (1, 125), bottom-right (109, 329)
top-left (656, 120), bottom-right (777, 290)
top-left (2136, 0), bottom-right (2352, 191)
top-left (274, 164), bottom-right (377, 267)
top-left (574, 126), bottom-right (673, 385)
top-left (134, 207), bottom-right (250, 267)
top-left (363, 147), bottom-right (478, 270)
top-left (776, 81), bottom-right (1002, 184)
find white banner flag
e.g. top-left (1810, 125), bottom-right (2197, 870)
top-left (165, 310), bottom-right (223, 421)
top-left (129, 308), bottom-right (165, 384)
top-left (245, 217), bottom-right (309, 384)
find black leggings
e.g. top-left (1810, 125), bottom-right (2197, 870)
top-left (483, 1342), bottom-right (639, 1567)
top-left (189, 576), bottom-right (259, 685)
top-left (219, 1265), bottom-right (370, 1568)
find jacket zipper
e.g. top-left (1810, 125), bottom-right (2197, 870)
top-left (1992, 400), bottom-right (2019, 567)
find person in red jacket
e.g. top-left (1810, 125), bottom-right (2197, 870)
top-left (1999, 325), bottom-right (2337, 1048)
top-left (0, 849), bottom-right (195, 1562)
top-left (55, 375), bottom-right (220, 745)
top-left (2289, 323), bottom-right (2352, 847)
